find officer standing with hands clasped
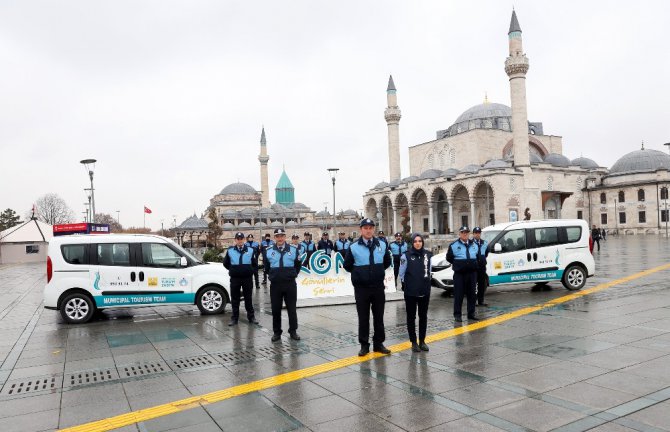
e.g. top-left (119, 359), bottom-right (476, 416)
top-left (334, 231), bottom-right (350, 258)
top-left (264, 228), bottom-right (301, 342)
top-left (260, 234), bottom-right (274, 285)
top-left (472, 227), bottom-right (489, 307)
top-left (343, 218), bottom-right (392, 356)
top-left (317, 232), bottom-right (334, 257)
top-left (446, 226), bottom-right (480, 323)
top-left (300, 232), bottom-right (316, 267)
top-left (389, 232), bottom-right (408, 289)
top-left (223, 232), bottom-right (259, 326)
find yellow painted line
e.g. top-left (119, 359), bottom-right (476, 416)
top-left (60, 262), bottom-right (670, 432)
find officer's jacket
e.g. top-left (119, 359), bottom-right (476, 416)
top-left (399, 248), bottom-right (432, 297)
top-left (473, 239), bottom-right (489, 269)
top-left (245, 240), bottom-right (260, 260)
top-left (300, 240), bottom-right (316, 253)
top-left (334, 239), bottom-right (350, 254)
top-left (343, 237), bottom-right (392, 287)
top-left (260, 239), bottom-right (275, 257)
top-left (446, 239), bottom-right (479, 273)
top-left (292, 242), bottom-right (305, 255)
top-left (264, 244), bottom-right (301, 282)
top-left (389, 241), bottom-right (408, 258)
top-left (223, 245), bottom-right (257, 277)
top-left (377, 236), bottom-right (388, 245)
top-left (317, 239), bottom-right (334, 255)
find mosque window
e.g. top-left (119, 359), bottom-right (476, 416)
top-left (618, 191), bottom-right (625, 202)
top-left (662, 187), bottom-right (669, 200)
top-left (662, 210), bottom-right (669, 223)
top-left (577, 210), bottom-right (583, 220)
top-left (619, 212), bottom-right (626, 224)
top-left (439, 151), bottom-right (445, 169)
top-left (510, 177), bottom-right (517, 192)
top-left (601, 213), bottom-right (608, 225)
top-left (600, 193), bottom-right (606, 204)
top-left (639, 211), bottom-right (646, 223)
top-left (637, 189), bottom-right (645, 202)
top-left (428, 154), bottom-right (434, 168)
top-left (484, 119), bottom-right (492, 128)
top-left (547, 176), bottom-right (554, 191)
top-left (449, 149), bottom-right (456, 166)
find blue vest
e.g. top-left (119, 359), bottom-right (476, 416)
top-left (389, 241), bottom-right (408, 257)
top-left (473, 239), bottom-right (488, 269)
top-left (335, 239), bottom-right (350, 253)
top-left (350, 239), bottom-right (387, 266)
top-left (266, 245), bottom-right (298, 268)
top-left (301, 240), bottom-right (316, 253)
top-left (224, 245), bottom-right (255, 277)
top-left (447, 239), bottom-right (479, 273)
top-left (345, 237), bottom-right (389, 287)
top-left (227, 246), bottom-right (254, 265)
top-left (292, 242), bottom-right (305, 255)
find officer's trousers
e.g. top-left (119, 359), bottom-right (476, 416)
top-left (404, 295), bottom-right (429, 343)
top-left (252, 264), bottom-right (260, 289)
top-left (270, 279), bottom-right (298, 335)
top-left (453, 271), bottom-right (476, 318)
top-left (476, 270), bottom-right (488, 305)
top-left (230, 276), bottom-right (255, 320)
top-left (393, 256), bottom-right (401, 286)
top-left (354, 285), bottom-right (386, 346)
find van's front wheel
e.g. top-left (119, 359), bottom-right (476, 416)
top-left (60, 292), bottom-right (95, 324)
top-left (562, 265), bottom-right (586, 290)
top-left (196, 286), bottom-right (227, 315)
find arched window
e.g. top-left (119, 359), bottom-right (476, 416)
top-left (638, 189), bottom-right (645, 202)
top-left (618, 191), bottom-right (625, 203)
top-left (600, 193), bottom-right (606, 204)
top-left (661, 187), bottom-right (669, 200)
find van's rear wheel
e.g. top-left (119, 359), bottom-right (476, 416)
top-left (562, 265), bottom-right (586, 291)
top-left (196, 286), bottom-right (227, 315)
top-left (60, 293), bottom-right (95, 324)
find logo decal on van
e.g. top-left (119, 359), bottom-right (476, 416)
top-left (179, 278), bottom-right (188, 287)
top-left (555, 250), bottom-right (561, 266)
top-left (148, 277), bottom-right (158, 287)
top-left (94, 272), bottom-right (101, 290)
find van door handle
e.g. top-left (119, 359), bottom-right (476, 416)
top-left (139, 271), bottom-right (144, 282)
top-left (130, 271), bottom-right (136, 282)
top-left (527, 253), bottom-right (531, 262)
top-left (533, 252), bottom-right (538, 261)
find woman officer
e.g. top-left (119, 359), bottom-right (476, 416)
top-left (399, 233), bottom-right (432, 352)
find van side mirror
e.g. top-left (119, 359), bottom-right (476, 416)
top-left (180, 256), bottom-right (188, 267)
top-left (493, 243), bottom-right (502, 253)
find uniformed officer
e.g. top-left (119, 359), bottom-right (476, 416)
top-left (291, 234), bottom-right (305, 256)
top-left (377, 230), bottom-right (388, 245)
top-left (264, 228), bottom-right (301, 342)
top-left (260, 234), bottom-right (274, 285)
top-left (446, 226), bottom-right (480, 323)
top-left (472, 227), bottom-right (489, 307)
top-left (223, 232), bottom-right (259, 326)
top-left (343, 218), bottom-right (392, 356)
top-left (300, 232), bottom-right (316, 267)
top-left (245, 234), bottom-right (261, 289)
top-left (389, 232), bottom-right (408, 288)
top-left (333, 231), bottom-right (350, 258)
top-left (317, 232), bottom-right (334, 255)
top-left (399, 233), bottom-right (432, 352)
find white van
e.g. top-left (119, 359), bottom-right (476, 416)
top-left (483, 219), bottom-right (595, 290)
top-left (44, 234), bottom-right (231, 324)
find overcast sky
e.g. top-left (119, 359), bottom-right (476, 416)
top-left (1, 1), bottom-right (669, 229)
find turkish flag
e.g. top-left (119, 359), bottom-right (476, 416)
top-left (144, 206), bottom-right (152, 214)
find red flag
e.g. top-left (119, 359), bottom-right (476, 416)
top-left (144, 206), bottom-right (152, 214)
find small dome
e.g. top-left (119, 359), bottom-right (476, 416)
top-left (271, 203), bottom-right (287, 211)
top-left (343, 209), bottom-right (358, 216)
top-left (461, 164), bottom-right (480, 174)
top-left (442, 168), bottom-right (460, 177)
top-left (483, 159), bottom-right (510, 169)
top-left (374, 181), bottom-right (389, 189)
top-left (401, 176), bottom-right (419, 183)
top-left (610, 148), bottom-right (670, 175)
top-left (270, 221), bottom-right (283, 227)
top-left (505, 152), bottom-right (543, 164)
top-left (316, 210), bottom-right (330, 217)
top-left (254, 221), bottom-right (267, 227)
top-left (223, 222), bottom-right (235, 229)
top-left (222, 209), bottom-right (237, 218)
top-left (389, 179), bottom-right (402, 187)
top-left (238, 222), bottom-right (251, 228)
top-left (544, 153), bottom-right (571, 167)
top-left (286, 220), bottom-right (297, 226)
top-left (419, 169), bottom-right (442, 179)
top-left (219, 182), bottom-right (258, 195)
top-left (571, 157), bottom-right (599, 169)
top-left (259, 207), bottom-right (274, 215)
top-left (239, 208), bottom-right (255, 216)
top-left (288, 202), bottom-right (308, 209)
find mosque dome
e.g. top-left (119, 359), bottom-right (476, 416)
top-left (288, 202), bottom-right (309, 209)
top-left (401, 176), bottom-right (419, 183)
top-left (544, 153), bottom-right (571, 167)
top-left (610, 148), bottom-right (670, 175)
top-left (222, 209), bottom-right (237, 218)
top-left (254, 221), bottom-right (267, 227)
top-left (343, 209), bottom-right (358, 216)
top-left (223, 222), bottom-right (235, 229)
top-left (389, 179), bottom-right (402, 187)
top-left (461, 164), bottom-right (481, 174)
top-left (219, 182), bottom-right (257, 195)
top-left (316, 210), bottom-right (330, 217)
top-left (440, 102), bottom-right (513, 138)
top-left (419, 169), bottom-right (442, 179)
top-left (455, 102), bottom-right (512, 123)
top-left (442, 168), bottom-right (460, 177)
top-left (238, 222), bottom-right (251, 228)
top-left (571, 157), bottom-right (599, 169)
top-left (374, 181), bottom-right (390, 189)
top-left (483, 159), bottom-right (510, 169)
top-left (504, 152), bottom-right (543, 164)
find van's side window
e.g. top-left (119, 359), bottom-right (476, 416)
top-left (141, 243), bottom-right (181, 268)
top-left (565, 227), bottom-right (582, 243)
top-left (97, 244), bottom-right (130, 266)
top-left (62, 245), bottom-right (87, 264)
top-left (496, 229), bottom-right (526, 253)
top-left (534, 227), bottom-right (559, 247)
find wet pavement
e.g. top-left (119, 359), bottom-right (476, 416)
top-left (0, 236), bottom-right (669, 431)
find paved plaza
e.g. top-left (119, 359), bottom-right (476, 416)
top-left (0, 236), bottom-right (669, 431)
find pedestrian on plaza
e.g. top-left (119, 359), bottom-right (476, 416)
top-left (334, 231), bottom-right (351, 259)
top-left (472, 227), bottom-right (489, 307)
top-left (389, 232), bottom-right (408, 289)
top-left (223, 232), bottom-right (259, 326)
top-left (592, 225), bottom-right (601, 251)
top-left (446, 226), bottom-right (480, 323)
top-left (601, 228), bottom-right (607, 241)
top-left (377, 230), bottom-right (388, 246)
top-left (589, 232), bottom-right (594, 254)
top-left (343, 218), bottom-right (392, 356)
top-left (399, 233), bottom-right (432, 352)
top-left (264, 228), bottom-right (301, 342)
top-left (245, 234), bottom-right (261, 289)
top-left (260, 234), bottom-right (274, 285)
top-left (317, 232), bottom-right (334, 255)
top-left (300, 232), bottom-right (316, 268)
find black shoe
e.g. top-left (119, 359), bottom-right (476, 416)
top-left (454, 316), bottom-right (463, 323)
top-left (289, 332), bottom-right (301, 341)
top-left (419, 342), bottom-right (429, 352)
top-left (476, 303), bottom-right (488, 307)
top-left (248, 317), bottom-right (259, 325)
top-left (373, 344), bottom-right (391, 354)
top-left (358, 345), bottom-right (370, 356)
top-left (228, 319), bottom-right (238, 326)
top-left (411, 342), bottom-right (420, 353)
top-left (468, 316), bottom-right (480, 321)
top-left (271, 333), bottom-right (281, 342)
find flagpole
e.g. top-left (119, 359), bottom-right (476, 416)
top-left (144, 208), bottom-right (146, 229)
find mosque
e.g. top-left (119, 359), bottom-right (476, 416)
top-left (363, 10), bottom-right (670, 241)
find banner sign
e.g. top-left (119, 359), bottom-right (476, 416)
top-left (296, 251), bottom-right (396, 300)
top-left (53, 223), bottom-right (111, 236)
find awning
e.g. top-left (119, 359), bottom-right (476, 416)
top-left (541, 191), bottom-right (573, 208)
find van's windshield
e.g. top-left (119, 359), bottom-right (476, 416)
top-left (482, 231), bottom-right (501, 244)
top-left (168, 240), bottom-right (202, 264)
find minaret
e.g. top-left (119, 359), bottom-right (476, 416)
top-left (384, 75), bottom-right (402, 182)
top-left (505, 10), bottom-right (530, 167)
top-left (258, 127), bottom-right (271, 207)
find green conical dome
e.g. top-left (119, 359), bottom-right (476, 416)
top-left (275, 168), bottom-right (295, 205)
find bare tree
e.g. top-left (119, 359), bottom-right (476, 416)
top-left (94, 213), bottom-right (123, 232)
top-left (32, 193), bottom-right (75, 225)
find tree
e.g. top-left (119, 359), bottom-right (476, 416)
top-left (94, 213), bottom-right (123, 232)
top-left (206, 207), bottom-right (222, 247)
top-left (33, 193), bottom-right (75, 225)
top-left (0, 208), bottom-right (22, 232)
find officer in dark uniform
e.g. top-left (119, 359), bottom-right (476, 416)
top-left (223, 232), bottom-right (259, 326)
top-left (343, 218), bottom-right (392, 356)
top-left (245, 234), bottom-right (261, 289)
top-left (300, 232), bottom-right (316, 267)
top-left (446, 226), bottom-right (480, 323)
top-left (334, 231), bottom-right (350, 258)
top-left (260, 234), bottom-right (274, 285)
top-left (291, 234), bottom-right (305, 256)
top-left (377, 230), bottom-right (388, 246)
top-left (264, 228), bottom-right (301, 342)
top-left (317, 232), bottom-right (334, 255)
top-left (472, 227), bottom-right (489, 307)
top-left (389, 232), bottom-right (408, 288)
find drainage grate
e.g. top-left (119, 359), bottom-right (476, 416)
top-left (302, 336), bottom-right (357, 350)
top-left (255, 343), bottom-right (301, 357)
top-left (169, 355), bottom-right (218, 370)
top-left (214, 350), bottom-right (257, 364)
top-left (119, 361), bottom-right (169, 378)
top-left (1, 376), bottom-right (60, 396)
top-left (66, 369), bottom-right (118, 387)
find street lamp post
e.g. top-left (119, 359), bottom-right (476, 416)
top-left (614, 198), bottom-right (619, 236)
top-left (327, 168), bottom-right (339, 236)
top-left (80, 159), bottom-right (97, 223)
top-left (116, 210), bottom-right (120, 225)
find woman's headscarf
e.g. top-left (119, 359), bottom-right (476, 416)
top-left (410, 233), bottom-right (425, 253)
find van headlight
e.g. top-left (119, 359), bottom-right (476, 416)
top-left (432, 260), bottom-right (451, 272)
